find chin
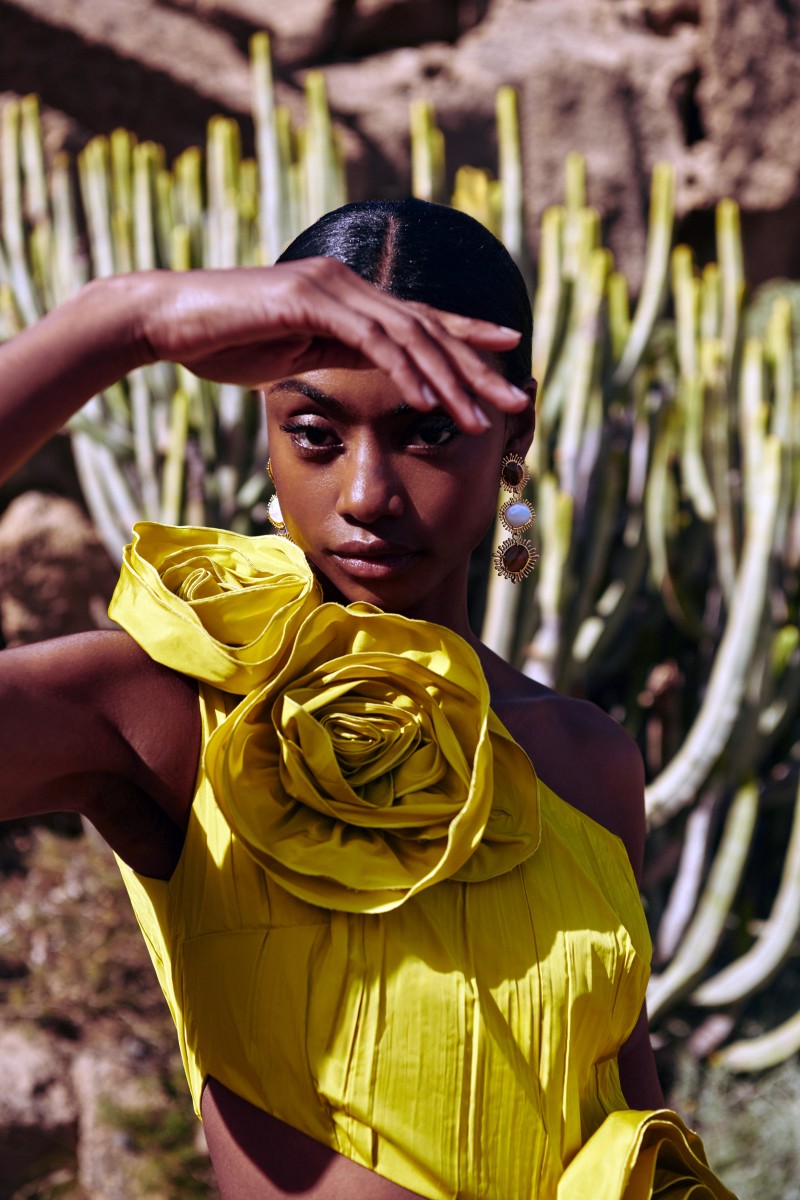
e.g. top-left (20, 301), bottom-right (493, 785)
top-left (307, 557), bottom-right (433, 615)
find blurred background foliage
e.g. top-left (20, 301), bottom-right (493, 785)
top-left (1, 27), bottom-right (800, 1192)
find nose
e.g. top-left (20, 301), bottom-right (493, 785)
top-left (336, 438), bottom-right (404, 524)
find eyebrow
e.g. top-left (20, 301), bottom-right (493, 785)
top-left (267, 378), bottom-right (418, 420)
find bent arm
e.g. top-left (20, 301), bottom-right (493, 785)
top-left (542, 699), bottom-right (664, 1109)
top-left (0, 631), bottom-right (200, 876)
top-left (618, 1003), bottom-right (665, 1109)
top-left (0, 259), bottom-right (528, 487)
top-left (0, 275), bottom-right (152, 483)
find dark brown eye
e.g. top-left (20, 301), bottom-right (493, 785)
top-left (280, 421), bottom-right (340, 450)
top-left (410, 417), bottom-right (460, 448)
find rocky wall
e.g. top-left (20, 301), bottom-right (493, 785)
top-left (0, 0), bottom-right (798, 288)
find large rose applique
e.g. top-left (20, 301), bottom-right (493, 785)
top-left (109, 523), bottom-right (321, 693)
top-left (204, 603), bottom-right (540, 912)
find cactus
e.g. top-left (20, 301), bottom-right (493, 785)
top-left (647, 782), bottom-right (760, 1021)
top-left (712, 1009), bottom-right (800, 1073)
top-left (1, 36), bottom-right (800, 1073)
top-left (691, 774), bottom-right (800, 1009)
top-left (410, 99), bottom-right (447, 207)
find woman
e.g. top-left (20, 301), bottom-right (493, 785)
top-left (0, 200), bottom-right (733, 1199)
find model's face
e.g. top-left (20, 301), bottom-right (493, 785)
top-left (265, 368), bottom-right (534, 627)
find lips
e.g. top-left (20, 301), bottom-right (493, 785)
top-left (331, 540), bottom-right (416, 558)
top-left (327, 540), bottom-right (421, 579)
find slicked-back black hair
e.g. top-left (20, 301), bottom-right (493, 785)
top-left (277, 198), bottom-right (532, 387)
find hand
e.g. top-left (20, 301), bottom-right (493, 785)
top-left (139, 259), bottom-right (529, 434)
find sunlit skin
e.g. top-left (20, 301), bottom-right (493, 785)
top-left (202, 367), bottom-right (664, 1198)
top-left (265, 367), bottom-right (536, 641)
top-left (0, 261), bottom-right (664, 1200)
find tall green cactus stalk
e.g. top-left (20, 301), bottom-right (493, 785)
top-left (2, 43), bottom-right (800, 1073)
top-left (251, 30), bottom-right (287, 264)
top-left (613, 163), bottom-right (675, 386)
top-left (410, 100), bottom-right (446, 207)
top-left (691, 774), bottom-right (800, 1009)
top-left (648, 782), bottom-right (760, 1021)
top-left (495, 87), bottom-right (526, 279)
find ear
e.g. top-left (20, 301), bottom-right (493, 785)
top-left (503, 378), bottom-right (537, 459)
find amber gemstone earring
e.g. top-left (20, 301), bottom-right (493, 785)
top-left (492, 454), bottom-right (538, 583)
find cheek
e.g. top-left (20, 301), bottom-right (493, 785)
top-left (279, 478), bottom-right (336, 544)
top-left (423, 468), bottom-right (501, 548)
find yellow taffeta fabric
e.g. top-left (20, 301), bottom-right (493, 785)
top-left (109, 523), bottom-right (736, 1200)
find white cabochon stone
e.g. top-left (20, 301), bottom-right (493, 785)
top-left (505, 502), bottom-right (532, 529)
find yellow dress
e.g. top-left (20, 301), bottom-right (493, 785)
top-left (109, 523), bottom-right (736, 1200)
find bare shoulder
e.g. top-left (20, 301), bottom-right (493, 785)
top-left (5, 628), bottom-right (196, 738)
top-left (530, 691), bottom-right (645, 882)
top-left (1, 629), bottom-right (200, 831)
top-left (485, 654), bottom-right (646, 881)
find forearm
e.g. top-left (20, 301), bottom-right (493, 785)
top-left (0, 273), bottom-right (158, 483)
top-left (0, 259), bottom-right (530, 486)
top-left (618, 1003), bottom-right (665, 1110)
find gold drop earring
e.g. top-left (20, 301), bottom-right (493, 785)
top-left (492, 453), bottom-right (538, 583)
top-left (266, 459), bottom-right (288, 535)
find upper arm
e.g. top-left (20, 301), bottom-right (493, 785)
top-left (0, 629), bottom-right (199, 828)
top-left (580, 712), bottom-right (646, 884)
top-left (618, 1001), bottom-right (665, 1109)
top-left (544, 698), bottom-right (646, 884)
top-left (565, 709), bottom-right (661, 1104)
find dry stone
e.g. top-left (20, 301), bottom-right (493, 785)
top-left (72, 1047), bottom-right (160, 1200)
top-left (0, 491), bottom-right (118, 647)
top-left (0, 1022), bottom-right (78, 1193)
top-left (1, 0), bottom-right (800, 285)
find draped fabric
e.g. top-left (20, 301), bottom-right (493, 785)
top-left (110, 523), bottom-right (736, 1200)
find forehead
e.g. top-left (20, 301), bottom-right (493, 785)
top-left (265, 369), bottom-right (411, 422)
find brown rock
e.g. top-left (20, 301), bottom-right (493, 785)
top-left (0, 1023), bottom-right (78, 1193)
top-left (0, 434), bottom-right (83, 513)
top-left (1, 0), bottom-right (800, 288)
top-left (698, 0), bottom-right (800, 221)
top-left (72, 1047), bottom-right (158, 1200)
top-left (0, 491), bottom-right (118, 647)
top-left (0, 0), bottom-right (254, 158)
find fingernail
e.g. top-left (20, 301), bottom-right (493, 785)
top-left (499, 326), bottom-right (522, 337)
top-left (472, 404), bottom-right (492, 430)
top-left (508, 385), bottom-right (529, 403)
top-left (420, 383), bottom-right (438, 409)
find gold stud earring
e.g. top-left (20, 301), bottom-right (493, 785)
top-left (492, 454), bottom-right (538, 583)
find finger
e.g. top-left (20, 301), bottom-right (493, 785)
top-left (416, 313), bottom-right (531, 412)
top-left (407, 304), bottom-right (522, 348)
top-left (378, 307), bottom-right (529, 424)
top-left (279, 269), bottom-right (490, 431)
top-left (353, 308), bottom-right (502, 433)
top-left (336, 310), bottom-right (492, 434)
top-left (338, 284), bottom-right (530, 415)
top-left (278, 260), bottom-right (527, 431)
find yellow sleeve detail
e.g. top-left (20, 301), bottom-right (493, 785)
top-left (558, 1108), bottom-right (738, 1199)
top-left (108, 522), bottom-right (321, 693)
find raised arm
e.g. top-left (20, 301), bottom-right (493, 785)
top-left (0, 259), bottom-right (527, 484)
top-left (0, 630), bottom-right (200, 877)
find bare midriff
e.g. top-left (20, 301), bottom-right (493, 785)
top-left (201, 1076), bottom-right (426, 1200)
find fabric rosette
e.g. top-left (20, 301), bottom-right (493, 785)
top-left (557, 1108), bottom-right (738, 1199)
top-left (204, 603), bottom-right (539, 912)
top-left (109, 523), bottom-right (322, 693)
